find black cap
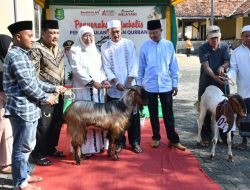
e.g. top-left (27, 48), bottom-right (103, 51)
top-left (63, 40), bottom-right (74, 48)
top-left (42, 20), bottom-right (59, 30)
top-left (8, 21), bottom-right (33, 36)
top-left (147, 20), bottom-right (161, 30)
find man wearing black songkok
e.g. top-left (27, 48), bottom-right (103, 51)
top-left (138, 20), bottom-right (186, 151)
top-left (4, 20), bottom-right (64, 190)
top-left (30, 20), bottom-right (65, 166)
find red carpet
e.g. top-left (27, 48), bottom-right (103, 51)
top-left (32, 119), bottom-right (220, 190)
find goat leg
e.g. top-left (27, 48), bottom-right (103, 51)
top-left (210, 126), bottom-right (219, 160)
top-left (227, 131), bottom-right (234, 162)
top-left (71, 137), bottom-right (82, 165)
top-left (106, 134), bottom-right (120, 161)
top-left (109, 143), bottom-right (120, 161)
top-left (73, 145), bottom-right (81, 165)
top-left (107, 143), bottom-right (112, 157)
top-left (197, 108), bottom-right (206, 146)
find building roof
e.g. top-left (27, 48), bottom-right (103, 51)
top-left (233, 0), bottom-right (250, 15)
top-left (175, 0), bottom-right (249, 18)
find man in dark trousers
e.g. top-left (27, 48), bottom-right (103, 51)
top-left (138, 20), bottom-right (186, 151)
top-left (198, 25), bottom-right (230, 146)
top-left (30, 20), bottom-right (65, 166)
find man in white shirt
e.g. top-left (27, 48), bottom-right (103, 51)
top-left (101, 20), bottom-right (142, 153)
top-left (227, 25), bottom-right (250, 150)
top-left (138, 20), bottom-right (186, 151)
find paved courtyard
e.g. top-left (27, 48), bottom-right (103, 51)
top-left (1, 54), bottom-right (250, 190)
top-left (175, 54), bottom-right (250, 190)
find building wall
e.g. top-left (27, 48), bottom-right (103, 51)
top-left (192, 22), bottom-right (199, 39)
top-left (243, 17), bottom-right (250, 26)
top-left (0, 0), bottom-right (35, 36)
top-left (218, 19), bottom-right (236, 39)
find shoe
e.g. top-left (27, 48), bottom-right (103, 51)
top-left (28, 175), bottom-right (43, 183)
top-left (133, 145), bottom-right (143, 153)
top-left (170, 143), bottom-right (186, 151)
top-left (81, 153), bottom-right (93, 160)
top-left (34, 157), bottom-right (51, 166)
top-left (49, 150), bottom-right (65, 158)
top-left (151, 140), bottom-right (160, 148)
top-left (19, 184), bottom-right (41, 190)
top-left (0, 165), bottom-right (12, 174)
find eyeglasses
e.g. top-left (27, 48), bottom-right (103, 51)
top-left (82, 34), bottom-right (93, 39)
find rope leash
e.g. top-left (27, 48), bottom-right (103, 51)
top-left (219, 76), bottom-right (234, 95)
top-left (54, 87), bottom-right (86, 100)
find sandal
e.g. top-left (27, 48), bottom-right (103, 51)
top-left (0, 165), bottom-right (12, 174)
top-left (49, 150), bottom-right (65, 158)
top-left (28, 175), bottom-right (43, 183)
top-left (34, 157), bottom-right (51, 166)
top-left (133, 145), bottom-right (143, 153)
top-left (81, 154), bottom-right (93, 160)
top-left (19, 184), bottom-right (41, 190)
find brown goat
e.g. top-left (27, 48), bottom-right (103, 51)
top-left (197, 85), bottom-right (247, 162)
top-left (64, 85), bottom-right (148, 165)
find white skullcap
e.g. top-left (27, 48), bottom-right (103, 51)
top-left (107, 20), bottom-right (121, 29)
top-left (242, 25), bottom-right (250, 33)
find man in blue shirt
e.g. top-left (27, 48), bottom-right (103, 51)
top-left (4, 21), bottom-right (65, 190)
top-left (138, 20), bottom-right (186, 151)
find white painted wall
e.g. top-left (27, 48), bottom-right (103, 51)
top-left (0, 0), bottom-right (36, 36)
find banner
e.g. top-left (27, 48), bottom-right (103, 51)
top-left (49, 5), bottom-right (166, 55)
top-left (49, 5), bottom-right (166, 84)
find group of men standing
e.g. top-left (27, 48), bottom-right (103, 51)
top-left (4, 16), bottom-right (250, 190)
top-left (3, 18), bottom-right (186, 190)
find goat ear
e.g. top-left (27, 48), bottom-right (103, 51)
top-left (224, 103), bottom-right (234, 132)
top-left (215, 103), bottom-right (223, 121)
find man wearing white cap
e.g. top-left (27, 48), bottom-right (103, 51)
top-left (101, 20), bottom-right (142, 153)
top-left (227, 25), bottom-right (250, 150)
top-left (197, 25), bottom-right (231, 146)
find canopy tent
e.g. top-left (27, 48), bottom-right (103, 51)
top-left (35, 0), bottom-right (185, 7)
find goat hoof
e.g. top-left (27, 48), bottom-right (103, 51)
top-left (107, 151), bottom-right (111, 157)
top-left (113, 154), bottom-right (120, 161)
top-left (227, 155), bottom-right (234, 162)
top-left (210, 154), bottom-right (214, 160)
top-left (76, 161), bottom-right (81, 166)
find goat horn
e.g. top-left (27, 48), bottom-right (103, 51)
top-left (125, 86), bottom-right (136, 91)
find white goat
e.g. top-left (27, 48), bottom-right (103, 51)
top-left (197, 85), bottom-right (246, 162)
